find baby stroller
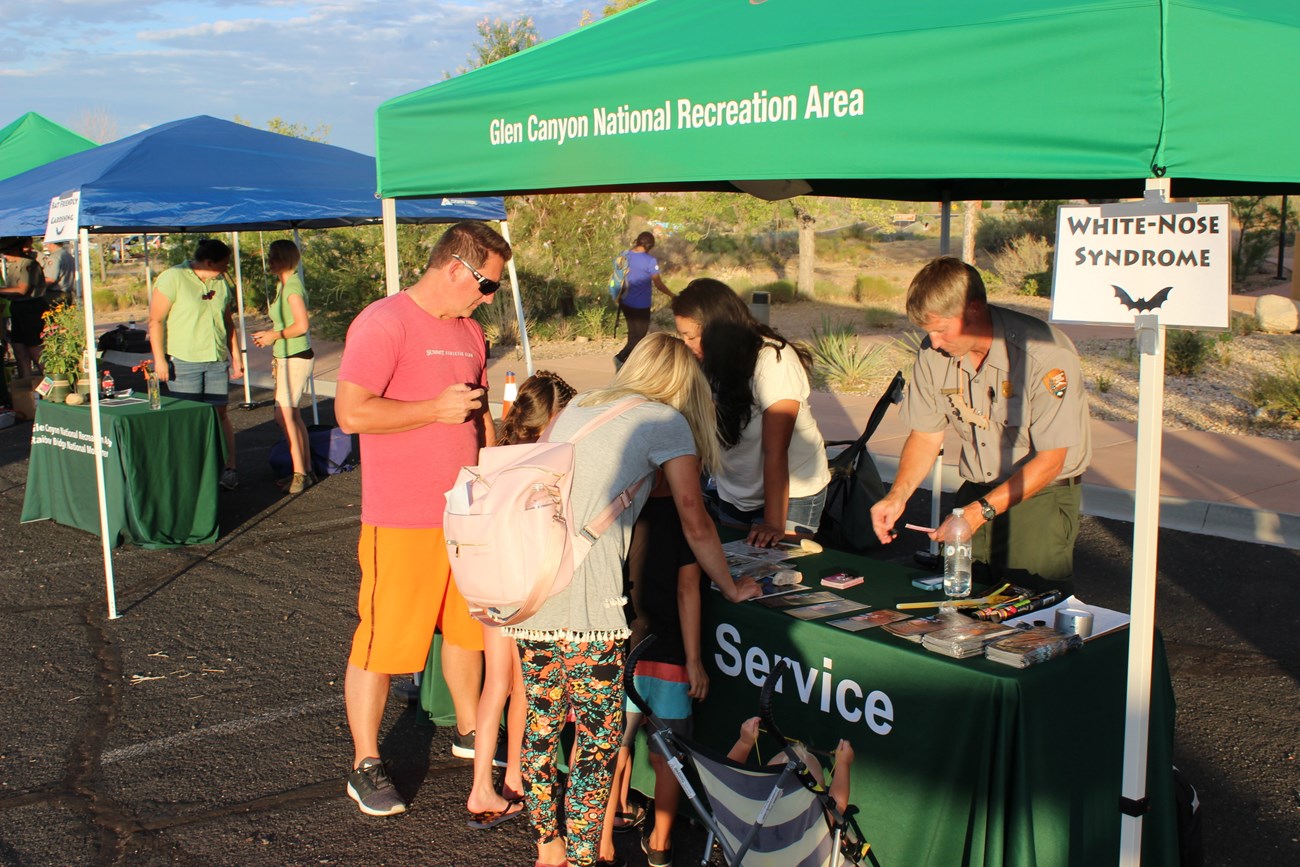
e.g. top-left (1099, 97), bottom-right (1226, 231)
top-left (624, 638), bottom-right (880, 867)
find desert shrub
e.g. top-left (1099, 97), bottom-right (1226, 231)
top-left (808, 317), bottom-right (895, 391)
top-left (92, 288), bottom-right (117, 309)
top-left (1230, 311), bottom-right (1260, 337)
top-left (1165, 329), bottom-right (1212, 377)
top-left (574, 303), bottom-right (614, 338)
top-left (862, 306), bottom-right (897, 329)
top-left (1095, 374), bottom-right (1113, 394)
top-left (813, 278), bottom-right (845, 299)
top-left (976, 201), bottom-right (1063, 254)
top-left (853, 274), bottom-right (900, 304)
top-left (472, 296), bottom-right (521, 346)
top-left (990, 235), bottom-right (1053, 295)
top-left (1245, 351), bottom-right (1300, 419)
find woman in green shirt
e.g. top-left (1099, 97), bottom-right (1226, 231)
top-left (252, 240), bottom-right (314, 495)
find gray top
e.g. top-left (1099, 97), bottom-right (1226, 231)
top-left (43, 246), bottom-right (75, 296)
top-left (900, 304), bottom-right (1092, 485)
top-left (503, 397), bottom-right (696, 641)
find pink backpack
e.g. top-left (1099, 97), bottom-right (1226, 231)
top-left (444, 397), bottom-right (649, 627)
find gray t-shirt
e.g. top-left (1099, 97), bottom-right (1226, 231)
top-left (43, 246), bottom-right (75, 296)
top-left (503, 397), bottom-right (696, 641)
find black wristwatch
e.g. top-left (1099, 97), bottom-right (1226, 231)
top-left (976, 497), bottom-right (997, 521)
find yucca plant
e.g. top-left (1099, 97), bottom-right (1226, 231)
top-left (809, 316), bottom-right (894, 392)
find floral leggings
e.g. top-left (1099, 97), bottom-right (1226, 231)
top-left (518, 638), bottom-right (624, 867)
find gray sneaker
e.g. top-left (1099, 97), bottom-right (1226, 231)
top-left (346, 757), bottom-right (407, 816)
top-left (288, 472), bottom-right (312, 495)
top-left (219, 467), bottom-right (239, 491)
top-left (451, 727), bottom-right (476, 759)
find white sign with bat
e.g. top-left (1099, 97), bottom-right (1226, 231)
top-left (1049, 202), bottom-right (1230, 330)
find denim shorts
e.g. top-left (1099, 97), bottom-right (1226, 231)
top-left (167, 358), bottom-right (230, 406)
top-left (708, 485), bottom-right (827, 535)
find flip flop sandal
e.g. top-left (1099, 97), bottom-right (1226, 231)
top-left (466, 797), bottom-right (525, 830)
top-left (612, 800), bottom-right (646, 832)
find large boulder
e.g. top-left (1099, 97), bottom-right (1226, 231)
top-left (1255, 294), bottom-right (1299, 333)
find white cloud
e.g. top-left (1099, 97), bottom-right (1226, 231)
top-left (0, 0), bottom-right (594, 153)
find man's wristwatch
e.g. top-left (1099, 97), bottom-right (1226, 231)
top-left (976, 497), bottom-right (997, 521)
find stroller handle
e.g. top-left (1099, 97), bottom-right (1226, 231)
top-left (623, 635), bottom-right (657, 716)
top-left (759, 658), bottom-right (792, 746)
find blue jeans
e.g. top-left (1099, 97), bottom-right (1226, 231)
top-left (167, 358), bottom-right (230, 406)
top-left (708, 485), bottom-right (827, 535)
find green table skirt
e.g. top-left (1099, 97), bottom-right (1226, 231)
top-left (419, 546), bottom-right (1177, 867)
top-left (22, 397), bottom-right (223, 548)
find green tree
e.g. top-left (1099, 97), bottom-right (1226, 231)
top-left (580, 0), bottom-right (647, 25)
top-left (1228, 196), bottom-right (1292, 286)
top-left (449, 17), bottom-right (539, 77)
top-left (232, 115), bottom-right (330, 142)
top-left (446, 15), bottom-right (632, 328)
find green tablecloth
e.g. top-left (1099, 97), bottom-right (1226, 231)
top-left (419, 543), bottom-right (1178, 867)
top-left (685, 549), bottom-right (1178, 867)
top-left (21, 397), bottom-right (223, 548)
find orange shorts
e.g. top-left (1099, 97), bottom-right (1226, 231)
top-left (349, 524), bottom-right (484, 673)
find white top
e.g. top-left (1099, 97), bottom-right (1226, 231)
top-left (715, 343), bottom-right (830, 512)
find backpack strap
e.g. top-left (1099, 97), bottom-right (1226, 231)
top-left (542, 395), bottom-right (648, 444)
top-left (579, 473), bottom-right (651, 544)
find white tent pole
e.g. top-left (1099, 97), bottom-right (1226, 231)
top-left (1115, 177), bottom-right (1176, 866)
top-left (1119, 312), bottom-right (1164, 865)
top-left (928, 448), bottom-right (943, 557)
top-left (292, 227), bottom-right (319, 426)
top-left (381, 198), bottom-right (400, 297)
top-left (79, 227), bottom-right (118, 620)
top-left (142, 235), bottom-right (152, 295)
top-left (230, 232), bottom-right (252, 406)
top-left (497, 219), bottom-right (533, 376)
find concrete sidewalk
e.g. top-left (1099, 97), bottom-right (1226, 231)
top-left (242, 333), bottom-right (1300, 550)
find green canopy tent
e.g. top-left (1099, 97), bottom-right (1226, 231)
top-left (376, 0), bottom-right (1300, 202)
top-left (0, 112), bottom-right (96, 182)
top-left (373, 3), bottom-right (1300, 865)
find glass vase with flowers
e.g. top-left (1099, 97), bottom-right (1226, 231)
top-left (132, 359), bottom-right (162, 410)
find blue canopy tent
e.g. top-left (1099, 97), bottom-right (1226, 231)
top-left (0, 115), bottom-right (512, 621)
top-left (0, 114), bottom-right (504, 234)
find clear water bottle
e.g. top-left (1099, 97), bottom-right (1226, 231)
top-left (101, 369), bottom-right (115, 399)
top-left (942, 507), bottom-right (973, 599)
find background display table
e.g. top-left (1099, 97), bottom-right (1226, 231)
top-left (22, 397), bottom-right (223, 548)
top-left (689, 547), bottom-right (1178, 867)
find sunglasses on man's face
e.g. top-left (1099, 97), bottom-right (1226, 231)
top-left (451, 254), bottom-right (500, 296)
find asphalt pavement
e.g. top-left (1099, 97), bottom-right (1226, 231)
top-left (0, 393), bottom-right (1295, 866)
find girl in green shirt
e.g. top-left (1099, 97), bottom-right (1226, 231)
top-left (252, 240), bottom-right (314, 495)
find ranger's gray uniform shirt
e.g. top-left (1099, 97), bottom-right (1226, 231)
top-left (900, 305), bottom-right (1092, 485)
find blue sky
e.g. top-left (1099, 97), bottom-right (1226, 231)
top-left (0, 1), bottom-right (592, 154)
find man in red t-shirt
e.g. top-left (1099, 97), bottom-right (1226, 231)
top-left (335, 221), bottom-right (510, 817)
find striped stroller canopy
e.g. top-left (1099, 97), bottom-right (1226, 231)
top-left (692, 747), bottom-right (836, 867)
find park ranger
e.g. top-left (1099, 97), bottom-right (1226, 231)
top-left (870, 257), bottom-right (1092, 591)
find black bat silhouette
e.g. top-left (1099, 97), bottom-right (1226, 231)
top-left (1112, 284), bottom-right (1173, 312)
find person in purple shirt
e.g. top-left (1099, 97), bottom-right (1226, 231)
top-left (613, 232), bottom-right (675, 370)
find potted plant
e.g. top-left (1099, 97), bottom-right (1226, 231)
top-left (39, 302), bottom-right (89, 403)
